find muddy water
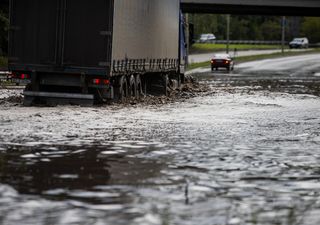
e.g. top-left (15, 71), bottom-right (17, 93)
top-left (0, 69), bottom-right (320, 224)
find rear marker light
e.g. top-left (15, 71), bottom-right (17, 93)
top-left (20, 74), bottom-right (30, 79)
top-left (12, 73), bottom-right (30, 79)
top-left (103, 79), bottom-right (110, 85)
top-left (93, 79), bottom-right (110, 85)
top-left (93, 79), bottom-right (101, 85)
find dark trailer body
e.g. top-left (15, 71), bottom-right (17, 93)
top-left (9, 0), bottom-right (185, 105)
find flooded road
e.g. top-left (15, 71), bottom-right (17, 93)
top-left (0, 55), bottom-right (320, 225)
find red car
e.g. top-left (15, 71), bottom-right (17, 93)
top-left (211, 54), bottom-right (234, 71)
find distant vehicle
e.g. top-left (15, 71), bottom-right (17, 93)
top-left (199, 33), bottom-right (216, 43)
top-left (211, 54), bottom-right (234, 71)
top-left (289, 38), bottom-right (309, 49)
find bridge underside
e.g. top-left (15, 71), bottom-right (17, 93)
top-left (181, 3), bottom-right (320, 16)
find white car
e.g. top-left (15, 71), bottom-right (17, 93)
top-left (199, 33), bottom-right (216, 43)
top-left (289, 38), bottom-right (309, 49)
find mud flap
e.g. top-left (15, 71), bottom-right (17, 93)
top-left (147, 74), bottom-right (169, 96)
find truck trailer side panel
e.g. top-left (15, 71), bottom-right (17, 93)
top-left (112, 0), bottom-right (180, 74)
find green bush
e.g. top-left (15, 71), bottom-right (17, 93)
top-left (302, 17), bottom-right (320, 43)
top-left (190, 43), bottom-right (283, 54)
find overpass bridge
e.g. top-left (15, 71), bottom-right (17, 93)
top-left (181, 0), bottom-right (320, 16)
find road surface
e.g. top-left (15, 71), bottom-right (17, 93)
top-left (188, 53), bottom-right (320, 76)
top-left (0, 53), bottom-right (319, 225)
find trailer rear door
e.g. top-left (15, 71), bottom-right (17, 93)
top-left (9, 0), bottom-right (59, 67)
top-left (63, 0), bottom-right (113, 70)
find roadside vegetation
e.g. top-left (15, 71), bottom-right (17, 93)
top-left (190, 43), bottom-right (284, 54)
top-left (187, 48), bottom-right (320, 70)
top-left (191, 15), bottom-right (320, 44)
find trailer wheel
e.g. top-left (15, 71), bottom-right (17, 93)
top-left (135, 75), bottom-right (144, 99)
top-left (114, 76), bottom-right (128, 103)
top-left (162, 74), bottom-right (169, 96)
top-left (128, 75), bottom-right (137, 98)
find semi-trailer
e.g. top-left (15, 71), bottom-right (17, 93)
top-left (8, 0), bottom-right (186, 105)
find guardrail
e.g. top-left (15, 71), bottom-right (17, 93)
top-left (196, 40), bottom-right (288, 45)
top-left (309, 43), bottom-right (320, 48)
top-left (215, 40), bottom-right (287, 45)
top-left (196, 40), bottom-right (320, 46)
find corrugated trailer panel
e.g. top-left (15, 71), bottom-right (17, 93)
top-left (111, 0), bottom-right (180, 74)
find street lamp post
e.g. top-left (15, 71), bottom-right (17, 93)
top-left (281, 16), bottom-right (286, 54)
top-left (226, 14), bottom-right (230, 54)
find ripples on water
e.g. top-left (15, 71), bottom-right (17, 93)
top-left (0, 80), bottom-right (320, 224)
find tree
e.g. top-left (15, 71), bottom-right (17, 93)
top-left (191, 14), bottom-right (220, 39)
top-left (260, 20), bottom-right (281, 40)
top-left (190, 14), bottom-right (286, 41)
top-left (302, 17), bottom-right (320, 43)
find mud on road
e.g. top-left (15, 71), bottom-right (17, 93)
top-left (0, 60), bottom-right (320, 225)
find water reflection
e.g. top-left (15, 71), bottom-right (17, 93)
top-left (0, 143), bottom-right (167, 203)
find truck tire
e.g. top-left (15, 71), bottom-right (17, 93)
top-left (162, 74), bottom-right (169, 96)
top-left (135, 75), bottom-right (143, 99)
top-left (128, 75), bottom-right (137, 98)
top-left (114, 75), bottom-right (128, 103)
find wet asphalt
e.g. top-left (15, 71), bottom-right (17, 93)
top-left (0, 54), bottom-right (320, 225)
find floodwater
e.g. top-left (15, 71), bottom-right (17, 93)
top-left (0, 55), bottom-right (320, 225)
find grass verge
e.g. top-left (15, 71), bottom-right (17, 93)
top-left (187, 48), bottom-right (320, 71)
top-left (0, 56), bottom-right (8, 70)
top-left (190, 43), bottom-right (284, 54)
